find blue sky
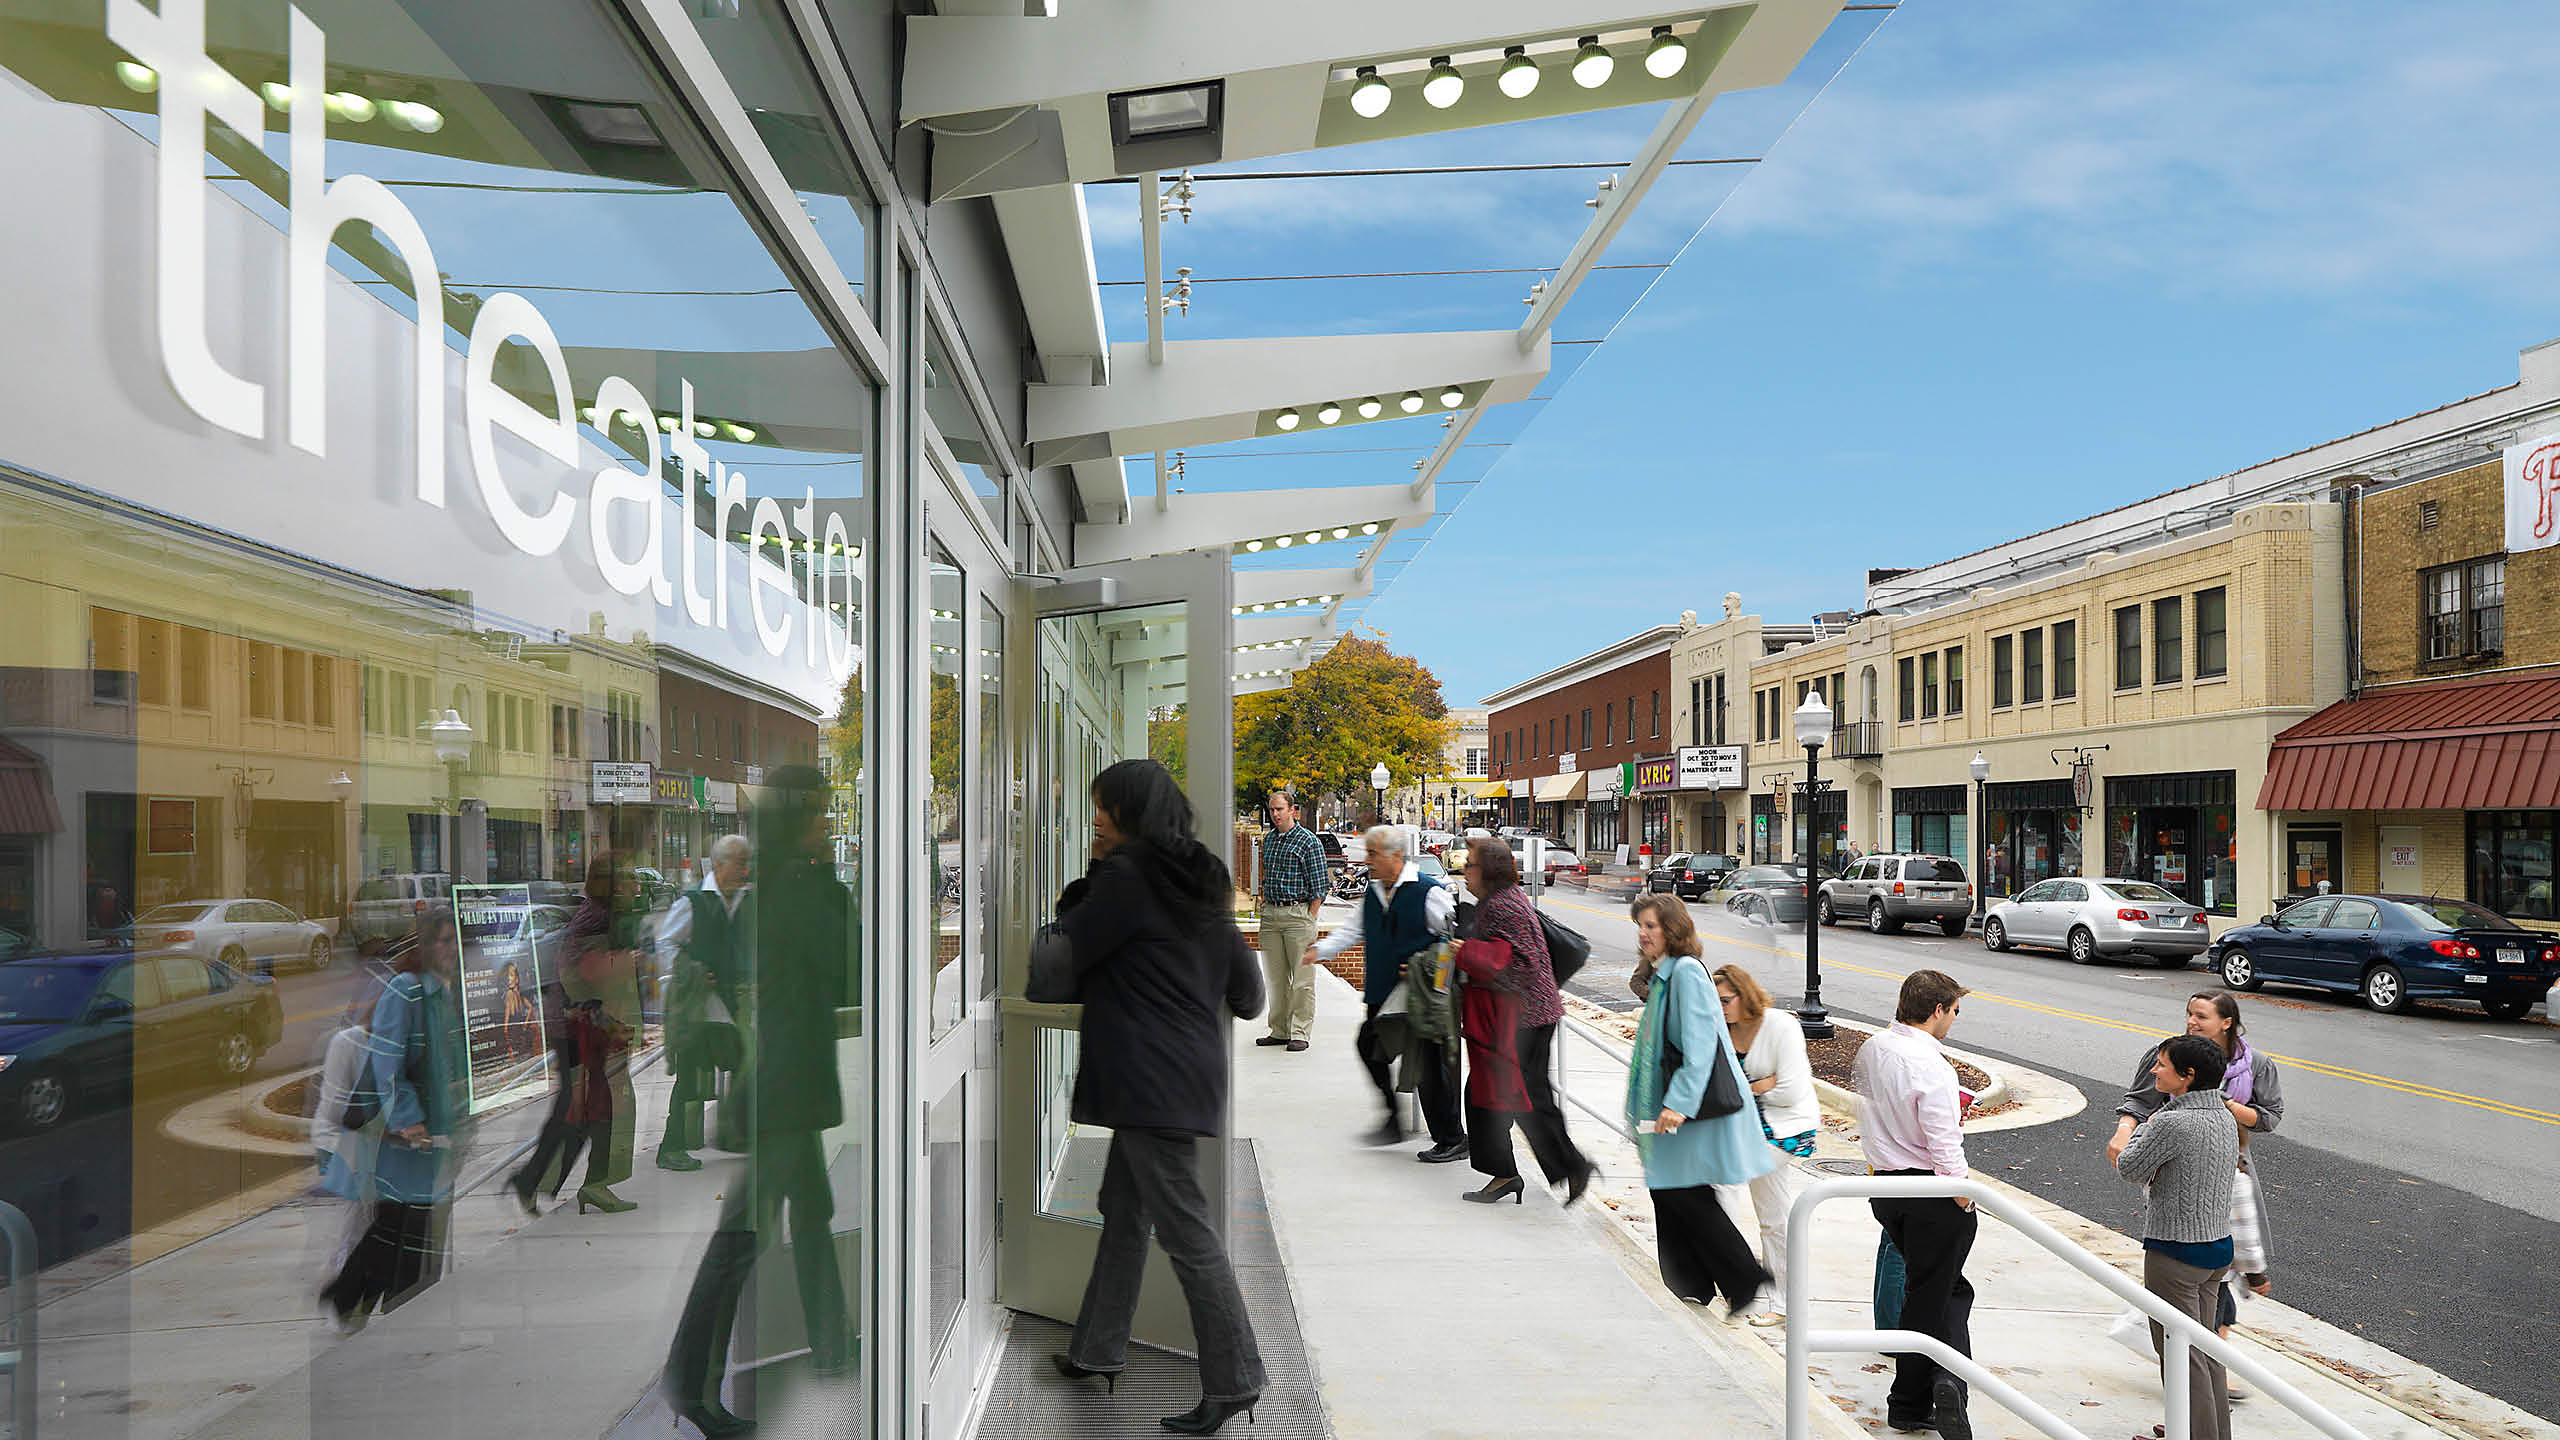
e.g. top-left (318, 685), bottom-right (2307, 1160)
top-left (1197, 0), bottom-right (2560, 707)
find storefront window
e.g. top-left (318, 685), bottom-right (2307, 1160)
top-left (2469, 811), bottom-right (2556, 920)
top-left (2104, 773), bottom-right (2236, 914)
top-left (928, 543), bottom-right (967, 1039)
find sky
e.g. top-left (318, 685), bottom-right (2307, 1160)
top-left (1123, 0), bottom-right (2560, 708)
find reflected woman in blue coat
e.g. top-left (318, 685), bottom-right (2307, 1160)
top-left (1624, 894), bottom-right (1776, 1319)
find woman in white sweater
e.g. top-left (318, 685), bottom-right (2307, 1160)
top-left (1714, 965), bottom-right (1818, 1325)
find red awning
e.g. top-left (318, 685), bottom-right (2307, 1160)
top-left (2258, 674), bottom-right (2560, 812)
top-left (0, 737), bottom-right (63, 834)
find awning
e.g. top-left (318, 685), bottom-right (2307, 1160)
top-left (1474, 782), bottom-right (1510, 800)
top-left (1534, 772), bottom-right (1587, 804)
top-left (2259, 675), bottom-right (2560, 812)
top-left (0, 737), bottom-right (62, 834)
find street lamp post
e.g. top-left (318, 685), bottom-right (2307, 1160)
top-left (1969, 750), bottom-right (1991, 931)
top-left (1706, 776), bottom-right (1722, 858)
top-left (424, 708), bottom-right (475, 877)
top-left (1369, 761), bottom-right (1390, 828)
top-left (1791, 694), bottom-right (1835, 1039)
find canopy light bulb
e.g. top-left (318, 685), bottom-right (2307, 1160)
top-left (1275, 408), bottom-right (1301, 431)
top-left (1348, 65), bottom-right (1391, 119)
top-left (385, 99), bottom-right (445, 133)
top-left (1644, 26), bottom-right (1689, 79)
top-left (1357, 396), bottom-right (1383, 420)
top-left (1497, 46), bottom-right (1540, 99)
top-left (1246, 539), bottom-right (1264, 552)
top-left (1399, 390), bottom-right (1425, 413)
top-left (1305, 531), bottom-right (1323, 544)
top-left (1274, 535), bottom-right (1293, 548)
top-left (1571, 37), bottom-right (1614, 89)
top-left (657, 415), bottom-right (679, 433)
top-left (1439, 385), bottom-right (1466, 408)
top-left (725, 423), bottom-right (757, 442)
top-left (579, 405), bottom-right (599, 424)
top-left (1316, 402), bottom-right (1342, 425)
top-left (115, 60), bottom-right (158, 92)
top-left (1422, 57), bottom-right (1463, 110)
top-left (324, 91), bottom-right (377, 122)
top-left (692, 420), bottom-right (716, 437)
top-left (260, 81), bottom-right (293, 111)
top-left (1333, 527), bottom-right (1350, 539)
top-left (1360, 522), bottom-right (1380, 535)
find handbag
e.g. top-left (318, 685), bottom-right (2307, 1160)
top-left (1536, 908), bottom-right (1590, 987)
top-left (1026, 920), bottom-right (1079, 1003)
top-left (1658, 957), bottom-right (1745, 1120)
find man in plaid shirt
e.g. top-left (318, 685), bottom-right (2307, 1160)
top-left (1254, 789), bottom-right (1327, 1050)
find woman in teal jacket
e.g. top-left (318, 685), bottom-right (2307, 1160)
top-left (1625, 894), bottom-right (1776, 1319)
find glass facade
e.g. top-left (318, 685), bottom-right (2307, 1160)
top-left (2103, 772), bottom-right (2238, 915)
top-left (1980, 780), bottom-right (2083, 901)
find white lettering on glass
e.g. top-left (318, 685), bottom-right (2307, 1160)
top-left (587, 377), bottom-right (673, 603)
top-left (749, 496), bottom-right (794, 657)
top-left (464, 293), bottom-right (579, 556)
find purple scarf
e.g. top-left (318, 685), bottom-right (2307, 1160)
top-left (2223, 1036), bottom-right (2256, 1107)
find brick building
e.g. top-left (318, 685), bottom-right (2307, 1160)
top-left (1483, 627), bottom-right (1677, 861)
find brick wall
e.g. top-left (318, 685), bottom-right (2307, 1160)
top-left (1487, 651), bottom-right (1673, 782)
top-left (1237, 921), bottom-right (1366, 988)
top-left (2354, 459), bottom-right (2560, 684)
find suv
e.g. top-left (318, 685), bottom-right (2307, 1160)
top-left (1818, 854), bottom-right (1972, 935)
top-left (350, 872), bottom-right (452, 946)
top-left (1647, 853), bottom-right (1738, 899)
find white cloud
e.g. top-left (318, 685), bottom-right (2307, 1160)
top-left (1716, 1), bottom-right (2560, 299)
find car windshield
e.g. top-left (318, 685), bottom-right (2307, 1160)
top-left (1415, 856), bottom-right (1447, 878)
top-left (1905, 859), bottom-right (1968, 882)
top-left (0, 964), bottom-right (101, 1022)
top-left (2388, 898), bottom-right (2525, 933)
top-left (2106, 882), bottom-right (2184, 905)
top-left (137, 903), bottom-right (213, 924)
top-left (1734, 867), bottom-right (1797, 887)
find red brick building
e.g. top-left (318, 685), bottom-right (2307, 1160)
top-left (1482, 626), bottom-right (1678, 862)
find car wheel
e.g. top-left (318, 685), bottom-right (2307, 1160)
top-left (2219, 947), bottom-right (2261, 991)
top-left (2067, 926), bottom-right (2099, 965)
top-left (218, 946), bottom-right (247, 971)
top-left (213, 1029), bottom-right (256, 1079)
top-left (1867, 900), bottom-right (1899, 935)
top-left (1938, 915), bottom-right (1968, 938)
top-left (1983, 917), bottom-right (2011, 952)
top-left (306, 936), bottom-right (334, 971)
top-left (2361, 964), bottom-right (2410, 1014)
top-left (1816, 894), bottom-right (1835, 926)
top-left (2483, 996), bottom-right (2533, 1021)
top-left (16, 1065), bottom-right (72, 1132)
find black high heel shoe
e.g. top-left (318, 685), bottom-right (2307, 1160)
top-left (672, 1401), bottom-right (755, 1437)
top-left (1162, 1396), bottom-right (1258, 1434)
top-left (506, 1168), bottom-right (539, 1218)
top-left (1564, 1163), bottom-right (1598, 1207)
top-left (1462, 1176), bottom-right (1524, 1205)
top-left (1049, 1354), bottom-right (1118, 1393)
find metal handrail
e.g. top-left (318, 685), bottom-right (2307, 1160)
top-left (1, 1198), bottom-right (35, 1439)
top-left (1783, 1176), bottom-right (2367, 1440)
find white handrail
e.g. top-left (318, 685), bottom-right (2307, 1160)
top-left (1784, 1175), bottom-right (2369, 1440)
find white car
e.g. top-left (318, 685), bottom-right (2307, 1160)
top-left (351, 872), bottom-right (453, 944)
top-left (130, 899), bottom-right (334, 974)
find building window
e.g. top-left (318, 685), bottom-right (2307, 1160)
top-left (2054, 619), bottom-right (2078, 698)
top-left (311, 656), bottom-right (334, 730)
top-left (135, 618), bottom-right (170, 707)
top-left (2425, 557), bottom-right (2507, 661)
top-left (2115, 606), bottom-right (2142, 690)
top-left (2022, 628), bottom-right (2044, 704)
top-left (1580, 708), bottom-right (1591, 752)
top-left (1713, 675), bottom-right (1728, 744)
top-left (1548, 716), bottom-right (1556, 755)
top-left (1897, 656), bottom-right (1916, 722)
top-left (179, 626), bottom-right (211, 711)
top-left (1920, 651), bottom-right (1940, 719)
top-left (2467, 810), bottom-right (2554, 921)
top-left (1628, 694), bottom-right (1638, 743)
top-left (282, 649), bottom-right (308, 724)
top-left (90, 608), bottom-right (131, 703)
top-left (2153, 595), bottom-right (2183, 685)
top-left (1944, 646), bottom-right (1964, 715)
top-left (246, 641), bottom-right (276, 719)
top-left (2195, 587), bottom-right (2228, 678)
top-left (1605, 702), bottom-right (1616, 748)
top-left (1651, 689), bottom-right (1662, 738)
top-left (1992, 635), bottom-right (2013, 708)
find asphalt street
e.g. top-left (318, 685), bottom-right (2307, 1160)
top-left (1530, 879), bottom-right (2560, 1423)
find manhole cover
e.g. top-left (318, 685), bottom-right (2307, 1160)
top-left (1811, 1159), bottom-right (1869, 1177)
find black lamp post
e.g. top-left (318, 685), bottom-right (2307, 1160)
top-left (1969, 750), bottom-right (1991, 931)
top-left (1792, 694), bottom-right (1835, 1039)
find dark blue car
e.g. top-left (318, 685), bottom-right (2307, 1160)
top-left (2208, 893), bottom-right (2559, 1019)
top-left (0, 950), bottom-right (283, 1131)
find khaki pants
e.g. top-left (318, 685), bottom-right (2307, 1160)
top-left (1256, 903), bottom-right (1318, 1041)
top-left (2145, 1249), bottom-right (2231, 1440)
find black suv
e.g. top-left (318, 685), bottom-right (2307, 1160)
top-left (1646, 852), bottom-right (1738, 899)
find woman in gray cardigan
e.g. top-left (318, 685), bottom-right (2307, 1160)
top-left (2116, 1034), bottom-right (2242, 1440)
top-left (2109, 991), bottom-right (2281, 1316)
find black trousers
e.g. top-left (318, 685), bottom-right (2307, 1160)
top-left (1871, 1187), bottom-right (1978, 1416)
top-left (1068, 1131), bottom-right (1267, 1402)
top-left (1652, 1184), bottom-right (1770, 1308)
top-left (321, 1199), bottom-right (438, 1320)
top-left (517, 1033), bottom-right (607, 1194)
top-left (1467, 1021), bottom-right (1591, 1185)
top-left (1358, 1000), bottom-right (1465, 1145)
top-left (664, 1128), bottom-right (850, 1411)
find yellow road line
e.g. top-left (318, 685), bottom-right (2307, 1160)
top-left (1541, 892), bottom-right (2559, 1127)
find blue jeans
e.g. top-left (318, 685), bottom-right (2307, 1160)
top-left (1069, 1131), bottom-right (1266, 1402)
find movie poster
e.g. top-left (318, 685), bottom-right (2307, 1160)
top-left (453, 883), bottom-right (550, 1115)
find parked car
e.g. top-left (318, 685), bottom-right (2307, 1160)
top-left (1645, 852), bottom-right (1736, 899)
top-left (1820, 854), bottom-right (1974, 936)
top-left (1719, 865), bottom-right (1809, 925)
top-left (130, 898), bottom-right (334, 974)
top-left (351, 872), bottom-right (452, 945)
top-left (2208, 893), bottom-right (2560, 1017)
top-left (1982, 877), bottom-right (2210, 966)
top-left (0, 950), bottom-right (283, 1131)
top-left (1539, 847), bottom-right (1587, 886)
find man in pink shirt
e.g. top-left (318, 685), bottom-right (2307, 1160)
top-left (1852, 969), bottom-right (1975, 1440)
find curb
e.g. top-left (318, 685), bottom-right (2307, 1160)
top-left (238, 1066), bottom-right (319, 1143)
top-left (1807, 1014), bottom-right (2014, 1117)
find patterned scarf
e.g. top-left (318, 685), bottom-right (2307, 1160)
top-left (2223, 1035), bottom-right (2256, 1107)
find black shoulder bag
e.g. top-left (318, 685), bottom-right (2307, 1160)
top-left (1536, 908), bottom-right (1591, 987)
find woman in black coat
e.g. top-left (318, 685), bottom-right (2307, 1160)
top-left (1044, 759), bottom-right (1268, 1436)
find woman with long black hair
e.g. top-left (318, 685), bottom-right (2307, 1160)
top-left (1041, 759), bottom-right (1268, 1436)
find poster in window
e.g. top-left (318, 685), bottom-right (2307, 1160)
top-left (452, 883), bottom-right (550, 1116)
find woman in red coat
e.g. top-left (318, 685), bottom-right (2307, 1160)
top-left (1453, 840), bottom-right (1594, 1206)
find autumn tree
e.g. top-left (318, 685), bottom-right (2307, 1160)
top-left (1233, 637), bottom-right (1450, 818)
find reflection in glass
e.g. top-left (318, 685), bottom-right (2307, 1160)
top-left (927, 544), bottom-right (967, 1039)
top-left (928, 1076), bottom-right (965, 1352)
top-left (926, 324), bottom-right (1006, 539)
top-left (1036, 1026), bottom-right (1106, 1225)
top-left (977, 596), bottom-right (1004, 1000)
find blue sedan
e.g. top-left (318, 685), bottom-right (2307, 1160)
top-left (2208, 893), bottom-right (2559, 1019)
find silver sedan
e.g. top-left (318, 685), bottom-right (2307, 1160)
top-left (1981, 877), bottom-right (2211, 967)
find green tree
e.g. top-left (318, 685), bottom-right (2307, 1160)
top-left (1149, 704), bottom-right (1189, 785)
top-left (1234, 636), bottom-right (1450, 817)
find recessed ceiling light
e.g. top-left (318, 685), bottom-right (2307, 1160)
top-left (385, 99), bottom-right (445, 134)
top-left (1399, 391), bottom-right (1425, 413)
top-left (325, 91), bottom-right (377, 122)
top-left (1275, 535), bottom-right (1293, 547)
top-left (260, 81), bottom-right (293, 111)
top-left (1497, 46), bottom-right (1540, 99)
top-left (1422, 57), bottom-right (1464, 110)
top-left (725, 423), bottom-right (758, 442)
top-left (1317, 402), bottom-right (1342, 425)
top-left (1360, 523), bottom-right (1380, 534)
top-left (1645, 26), bottom-right (1690, 79)
top-left (114, 60), bottom-right (158, 93)
top-left (1333, 527), bottom-right (1351, 539)
top-left (1439, 385), bottom-right (1466, 408)
top-left (1357, 396), bottom-right (1383, 419)
top-left (1305, 531), bottom-right (1323, 544)
top-left (1349, 65), bottom-right (1391, 119)
top-left (1246, 540), bottom-right (1264, 552)
top-left (1572, 36), bottom-right (1614, 89)
top-left (1276, 408), bottom-right (1302, 431)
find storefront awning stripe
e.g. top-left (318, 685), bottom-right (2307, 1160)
top-left (1534, 772), bottom-right (1587, 803)
top-left (2261, 675), bottom-right (2560, 813)
top-left (1475, 782), bottom-right (1510, 799)
top-left (0, 738), bottom-right (61, 834)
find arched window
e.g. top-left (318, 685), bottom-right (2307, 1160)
top-left (1860, 666), bottom-right (1879, 722)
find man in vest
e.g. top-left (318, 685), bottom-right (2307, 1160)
top-left (1310, 825), bottom-right (1468, 1162)
top-left (654, 833), bottom-right (751, 1170)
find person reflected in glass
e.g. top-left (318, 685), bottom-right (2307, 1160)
top-left (1044, 759), bottom-right (1268, 1435)
top-left (655, 833), bottom-right (752, 1172)
top-left (510, 852), bottom-right (640, 1215)
top-left (319, 908), bottom-right (466, 1332)
top-left (663, 768), bottom-right (850, 1438)
top-left (311, 985), bottom-right (380, 1300)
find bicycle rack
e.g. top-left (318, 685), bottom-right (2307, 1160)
top-left (0, 1199), bottom-right (34, 1439)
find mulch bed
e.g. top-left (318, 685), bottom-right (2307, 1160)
top-left (1806, 1026), bottom-right (1992, 1097)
